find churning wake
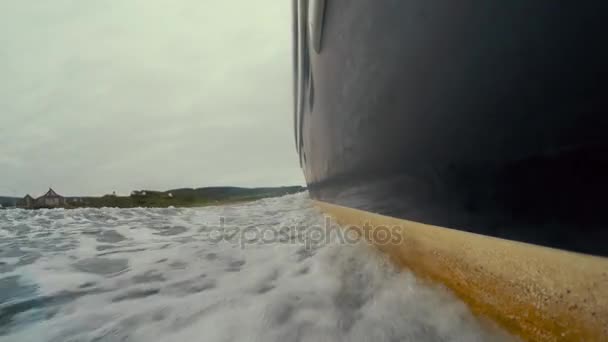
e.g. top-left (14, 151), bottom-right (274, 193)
top-left (0, 193), bottom-right (512, 342)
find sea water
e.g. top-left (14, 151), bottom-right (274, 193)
top-left (0, 193), bottom-right (512, 342)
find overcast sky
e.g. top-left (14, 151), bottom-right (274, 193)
top-left (0, 1), bottom-right (304, 196)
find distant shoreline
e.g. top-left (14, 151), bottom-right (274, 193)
top-left (1, 186), bottom-right (307, 209)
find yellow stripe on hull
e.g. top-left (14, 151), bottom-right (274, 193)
top-left (314, 200), bottom-right (608, 341)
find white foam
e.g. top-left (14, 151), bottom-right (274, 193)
top-left (0, 194), bottom-right (513, 341)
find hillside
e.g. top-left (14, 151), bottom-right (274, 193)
top-left (0, 197), bottom-right (18, 207)
top-left (68, 186), bottom-right (306, 209)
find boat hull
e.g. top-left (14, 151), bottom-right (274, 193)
top-left (295, 0), bottom-right (608, 256)
top-left (293, 0), bottom-right (608, 340)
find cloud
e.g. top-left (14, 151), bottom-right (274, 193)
top-left (0, 1), bottom-right (303, 196)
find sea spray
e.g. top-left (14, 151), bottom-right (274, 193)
top-left (0, 193), bottom-right (512, 341)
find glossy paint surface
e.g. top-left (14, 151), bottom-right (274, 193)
top-left (294, 0), bottom-right (608, 256)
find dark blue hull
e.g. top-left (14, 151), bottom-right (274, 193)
top-left (294, 0), bottom-right (608, 256)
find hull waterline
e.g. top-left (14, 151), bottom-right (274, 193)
top-left (293, 0), bottom-right (608, 340)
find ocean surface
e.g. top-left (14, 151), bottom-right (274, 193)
top-left (0, 193), bottom-right (512, 342)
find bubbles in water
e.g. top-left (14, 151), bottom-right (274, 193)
top-left (0, 193), bottom-right (513, 341)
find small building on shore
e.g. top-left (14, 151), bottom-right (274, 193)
top-left (18, 188), bottom-right (65, 209)
top-left (24, 194), bottom-right (35, 208)
top-left (36, 188), bottom-right (65, 208)
top-left (17, 194), bottom-right (35, 209)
